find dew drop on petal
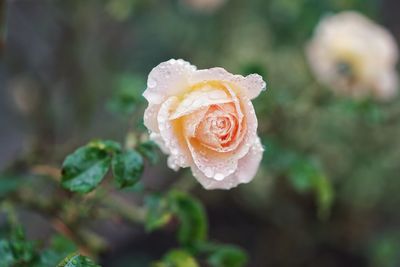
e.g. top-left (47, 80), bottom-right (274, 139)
top-left (204, 167), bottom-right (214, 177)
top-left (148, 78), bottom-right (157, 88)
top-left (214, 173), bottom-right (225, 181)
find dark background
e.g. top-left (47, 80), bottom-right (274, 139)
top-left (2, 0), bottom-right (400, 266)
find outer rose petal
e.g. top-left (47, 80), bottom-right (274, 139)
top-left (192, 138), bottom-right (264, 190)
top-left (143, 59), bottom-right (196, 105)
top-left (144, 104), bottom-right (161, 133)
top-left (157, 96), bottom-right (191, 168)
top-left (187, 138), bottom-right (239, 180)
top-left (190, 68), bottom-right (266, 100)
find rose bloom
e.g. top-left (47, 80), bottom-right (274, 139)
top-left (143, 59), bottom-right (266, 189)
top-left (181, 0), bottom-right (227, 13)
top-left (306, 11), bottom-right (399, 100)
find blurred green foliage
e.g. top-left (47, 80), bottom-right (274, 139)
top-left (3, 0), bottom-right (400, 266)
top-left (0, 222), bottom-right (79, 267)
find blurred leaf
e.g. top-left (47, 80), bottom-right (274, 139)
top-left (0, 175), bottom-right (21, 198)
top-left (10, 226), bottom-right (37, 263)
top-left (49, 235), bottom-right (77, 255)
top-left (107, 74), bottom-right (145, 116)
top-left (168, 191), bottom-right (208, 247)
top-left (288, 160), bottom-right (318, 193)
top-left (61, 145), bottom-right (112, 193)
top-left (40, 235), bottom-right (78, 266)
top-left (0, 226), bottom-right (40, 266)
top-left (40, 250), bottom-right (66, 267)
top-left (112, 149), bottom-right (144, 188)
top-left (145, 194), bottom-right (172, 232)
top-left (370, 234), bottom-right (400, 267)
top-left (137, 140), bottom-right (160, 165)
top-left (288, 159), bottom-right (334, 219)
top-left (207, 244), bottom-right (248, 267)
top-left (57, 253), bottom-right (100, 267)
top-left (0, 240), bottom-right (15, 267)
top-left (106, 0), bottom-right (136, 22)
top-left (314, 173), bottom-right (334, 219)
top-left (153, 249), bottom-right (199, 267)
top-left (262, 139), bottom-right (297, 172)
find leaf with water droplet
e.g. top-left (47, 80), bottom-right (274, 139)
top-left (57, 253), bottom-right (100, 267)
top-left (112, 149), bottom-right (144, 188)
top-left (61, 144), bottom-right (112, 193)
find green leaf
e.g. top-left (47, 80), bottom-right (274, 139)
top-left (112, 149), bottom-right (144, 188)
top-left (207, 245), bottom-right (248, 267)
top-left (145, 194), bottom-right (172, 232)
top-left (0, 175), bottom-right (21, 198)
top-left (39, 250), bottom-right (65, 267)
top-left (0, 240), bottom-right (15, 267)
top-left (9, 226), bottom-right (38, 263)
top-left (49, 235), bottom-right (77, 254)
top-left (38, 234), bottom-right (78, 266)
top-left (88, 140), bottom-right (122, 154)
top-left (57, 253), bottom-right (100, 267)
top-left (137, 140), bottom-right (159, 165)
top-left (288, 159), bottom-right (334, 219)
top-left (61, 145), bottom-right (111, 193)
top-left (288, 160), bottom-right (318, 193)
top-left (370, 234), bottom-right (400, 267)
top-left (153, 249), bottom-right (199, 267)
top-left (168, 191), bottom-right (208, 247)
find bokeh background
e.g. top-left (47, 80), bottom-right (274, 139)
top-left (2, 0), bottom-right (400, 266)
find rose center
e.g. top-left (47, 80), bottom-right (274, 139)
top-left (195, 104), bottom-right (239, 150)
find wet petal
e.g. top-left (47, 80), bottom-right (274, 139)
top-left (143, 59), bottom-right (196, 105)
top-left (192, 138), bottom-right (264, 189)
top-left (144, 104), bottom-right (161, 133)
top-left (190, 67), bottom-right (266, 100)
top-left (187, 138), bottom-right (238, 180)
top-left (158, 96), bottom-right (191, 168)
top-left (169, 85), bottom-right (232, 120)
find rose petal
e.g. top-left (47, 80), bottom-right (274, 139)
top-left (183, 107), bottom-right (210, 139)
top-left (190, 67), bottom-right (266, 100)
top-left (187, 137), bottom-right (238, 180)
top-left (192, 138), bottom-right (264, 189)
top-left (157, 96), bottom-right (191, 169)
top-left (143, 59), bottom-right (196, 105)
top-left (149, 132), bottom-right (169, 154)
top-left (227, 92), bottom-right (258, 159)
top-left (144, 104), bottom-right (162, 133)
top-left (169, 86), bottom-right (232, 120)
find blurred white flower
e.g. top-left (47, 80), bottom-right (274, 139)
top-left (306, 11), bottom-right (399, 100)
top-left (182, 0), bottom-right (227, 13)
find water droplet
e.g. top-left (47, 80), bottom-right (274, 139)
top-left (214, 173), bottom-right (225, 181)
top-left (204, 167), bottom-right (214, 177)
top-left (148, 78), bottom-right (157, 88)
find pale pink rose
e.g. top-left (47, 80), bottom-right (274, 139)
top-left (306, 11), bottom-right (399, 100)
top-left (143, 59), bottom-right (266, 190)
